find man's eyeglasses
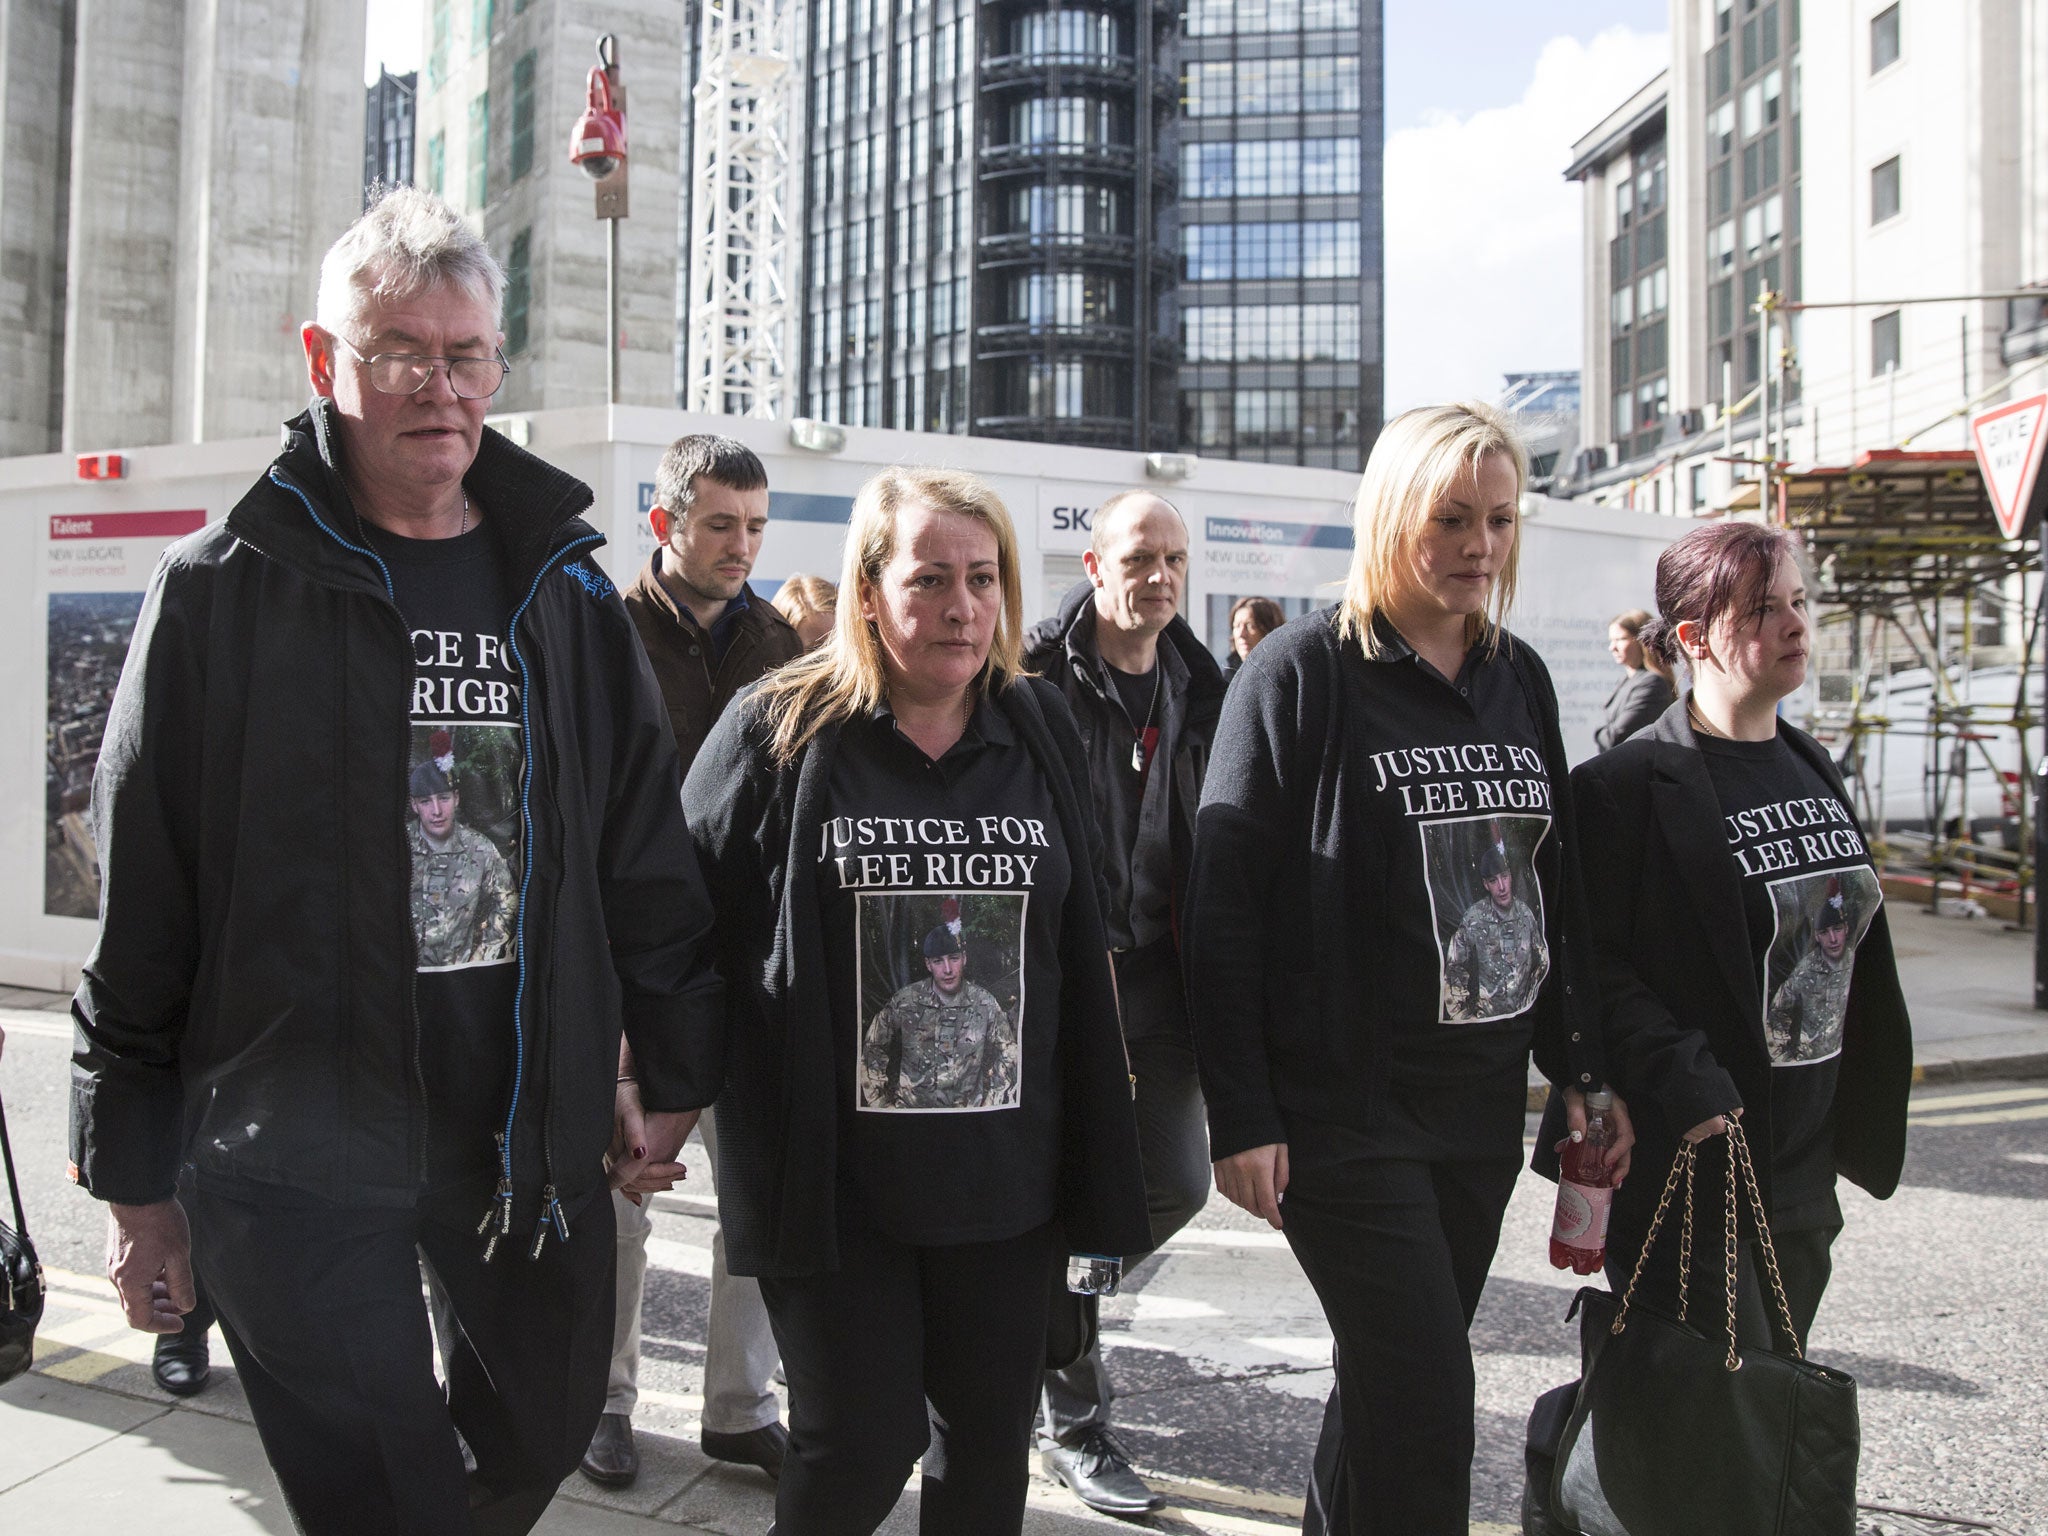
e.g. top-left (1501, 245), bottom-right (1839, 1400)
top-left (333, 335), bottom-right (510, 400)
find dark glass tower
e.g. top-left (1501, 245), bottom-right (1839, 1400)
top-left (1174, 0), bottom-right (1382, 469)
top-left (971, 0), bottom-right (1180, 445)
top-left (795, 0), bottom-right (1382, 460)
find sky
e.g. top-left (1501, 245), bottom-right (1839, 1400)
top-left (365, 1), bottom-right (1670, 413)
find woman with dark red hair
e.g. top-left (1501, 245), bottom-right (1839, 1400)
top-left (1562, 520), bottom-right (1912, 1347)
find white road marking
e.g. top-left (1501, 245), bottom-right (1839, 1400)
top-left (1911, 1103), bottom-right (2048, 1127)
top-left (1908, 1086), bottom-right (2048, 1111)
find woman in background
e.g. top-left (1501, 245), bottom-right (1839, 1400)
top-left (773, 573), bottom-right (839, 651)
top-left (1224, 595), bottom-right (1285, 685)
top-left (1593, 607), bottom-right (1676, 751)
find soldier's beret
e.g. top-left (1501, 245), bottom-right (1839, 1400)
top-left (410, 760), bottom-right (453, 798)
top-left (922, 924), bottom-right (964, 958)
top-left (1477, 842), bottom-right (1509, 878)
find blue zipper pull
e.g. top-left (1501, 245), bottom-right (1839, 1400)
top-left (527, 1184), bottom-right (567, 1260)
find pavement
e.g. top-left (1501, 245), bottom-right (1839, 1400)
top-left (4, 901), bottom-right (2045, 1534)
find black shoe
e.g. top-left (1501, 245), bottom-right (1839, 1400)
top-left (579, 1412), bottom-right (639, 1488)
top-left (701, 1421), bottom-right (789, 1481)
top-left (151, 1326), bottom-right (211, 1397)
top-left (1041, 1429), bottom-right (1162, 1518)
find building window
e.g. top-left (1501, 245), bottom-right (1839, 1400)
top-left (1690, 462), bottom-right (1708, 509)
top-left (427, 131), bottom-right (447, 198)
top-left (1871, 155), bottom-right (1901, 223)
top-left (1872, 309), bottom-right (1901, 376)
top-left (471, 0), bottom-right (494, 52)
top-left (428, 0), bottom-right (450, 87)
top-left (504, 228), bottom-right (531, 355)
top-left (1186, 0), bottom-right (1361, 34)
top-left (510, 51), bottom-right (536, 180)
top-left (1871, 4), bottom-right (1901, 72)
top-left (1185, 58), bottom-right (1359, 118)
top-left (468, 92), bottom-right (489, 209)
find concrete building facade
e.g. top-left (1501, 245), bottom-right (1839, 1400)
top-left (1562, 0), bottom-right (2048, 517)
top-left (413, 0), bottom-right (685, 413)
top-left (0, 0), bottom-right (365, 458)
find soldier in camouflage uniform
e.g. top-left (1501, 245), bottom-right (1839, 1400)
top-left (1766, 876), bottom-right (1855, 1062)
top-left (408, 760), bottom-right (516, 968)
top-left (1443, 839), bottom-right (1547, 1022)
top-left (861, 922), bottom-right (1019, 1109)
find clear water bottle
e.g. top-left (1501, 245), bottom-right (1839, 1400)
top-left (1549, 1090), bottom-right (1617, 1275)
top-left (1066, 1254), bottom-right (1122, 1297)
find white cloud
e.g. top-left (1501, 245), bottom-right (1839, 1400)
top-left (1383, 26), bottom-right (1668, 416)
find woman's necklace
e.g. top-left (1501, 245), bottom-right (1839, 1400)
top-left (1687, 698), bottom-right (1727, 739)
top-left (460, 494), bottom-right (470, 535)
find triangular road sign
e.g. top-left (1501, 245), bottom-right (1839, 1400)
top-left (1970, 393), bottom-right (2048, 540)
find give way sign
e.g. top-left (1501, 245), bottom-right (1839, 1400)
top-left (1970, 393), bottom-right (2048, 540)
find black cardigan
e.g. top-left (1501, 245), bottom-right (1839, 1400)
top-left (1184, 607), bottom-right (1606, 1161)
top-left (681, 673), bottom-right (1152, 1278)
top-left (1563, 698), bottom-right (1913, 1240)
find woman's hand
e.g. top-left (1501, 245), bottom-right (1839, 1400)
top-left (608, 1077), bottom-right (694, 1205)
top-left (1213, 1143), bottom-right (1289, 1230)
top-left (1559, 1086), bottom-right (1637, 1185)
top-left (1682, 1106), bottom-right (1741, 1144)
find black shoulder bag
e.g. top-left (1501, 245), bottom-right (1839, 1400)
top-left (0, 1085), bottom-right (47, 1383)
top-left (1546, 1122), bottom-right (1860, 1536)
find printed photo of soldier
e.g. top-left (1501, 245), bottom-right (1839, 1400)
top-left (857, 893), bottom-right (1024, 1111)
top-left (1426, 814), bottom-right (1551, 1024)
top-left (407, 725), bottom-right (519, 970)
top-left (1764, 867), bottom-right (1881, 1064)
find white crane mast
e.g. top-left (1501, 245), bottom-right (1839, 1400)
top-left (685, 0), bottom-right (797, 418)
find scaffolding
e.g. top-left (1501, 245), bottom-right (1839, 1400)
top-left (684, 0), bottom-right (797, 419)
top-left (1766, 450), bottom-right (2042, 918)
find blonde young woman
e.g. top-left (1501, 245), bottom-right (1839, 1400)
top-left (681, 467), bottom-right (1148, 1536)
top-left (1184, 403), bottom-right (1630, 1534)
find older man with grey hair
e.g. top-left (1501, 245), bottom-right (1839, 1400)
top-left (69, 185), bottom-right (724, 1532)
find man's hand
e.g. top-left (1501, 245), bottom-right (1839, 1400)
top-left (1213, 1143), bottom-right (1289, 1230)
top-left (607, 1078), bottom-right (697, 1205)
top-left (1560, 1086), bottom-right (1638, 1185)
top-left (106, 1199), bottom-right (196, 1334)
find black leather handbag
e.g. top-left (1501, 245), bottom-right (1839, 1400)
top-left (1547, 1123), bottom-right (1860, 1536)
top-left (0, 1085), bottom-right (47, 1384)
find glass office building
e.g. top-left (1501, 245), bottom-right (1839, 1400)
top-left (1174, 0), bottom-right (1383, 469)
top-left (796, 0), bottom-right (1382, 459)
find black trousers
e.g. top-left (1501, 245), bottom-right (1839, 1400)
top-left (188, 1181), bottom-right (615, 1536)
top-left (759, 1220), bottom-right (1060, 1536)
top-left (1283, 1150), bottom-right (1523, 1536)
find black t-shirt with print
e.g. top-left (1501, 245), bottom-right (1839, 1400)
top-left (1344, 621), bottom-right (1559, 1091)
top-left (817, 695), bottom-right (1072, 1245)
top-left (364, 520), bottom-right (525, 1201)
top-left (1698, 732), bottom-right (1879, 1231)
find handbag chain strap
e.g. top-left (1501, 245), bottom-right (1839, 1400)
top-left (1612, 1137), bottom-right (1694, 1336)
top-left (1728, 1119), bottom-right (1804, 1360)
top-left (1722, 1131), bottom-right (1742, 1370)
top-left (1612, 1123), bottom-right (1806, 1373)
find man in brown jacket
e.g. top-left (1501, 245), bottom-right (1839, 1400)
top-left (587, 434), bottom-right (802, 1488)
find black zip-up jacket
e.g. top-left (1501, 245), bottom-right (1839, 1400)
top-left (1022, 581), bottom-right (1225, 948)
top-left (1185, 607), bottom-right (1606, 1161)
top-left (68, 402), bottom-right (725, 1225)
